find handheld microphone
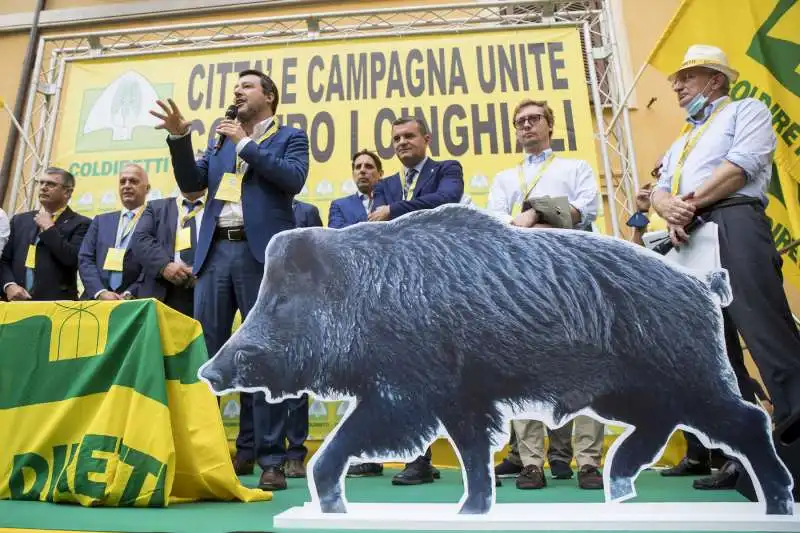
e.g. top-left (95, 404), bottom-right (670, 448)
top-left (653, 215), bottom-right (705, 256)
top-left (214, 104), bottom-right (238, 153)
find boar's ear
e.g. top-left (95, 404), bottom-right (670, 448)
top-left (282, 233), bottom-right (329, 282)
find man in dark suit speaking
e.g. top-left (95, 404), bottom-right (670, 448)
top-left (1, 167), bottom-right (90, 301)
top-left (150, 69), bottom-right (310, 491)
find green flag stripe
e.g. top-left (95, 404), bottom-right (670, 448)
top-left (0, 301), bottom-right (206, 409)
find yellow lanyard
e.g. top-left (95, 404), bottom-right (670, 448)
top-left (402, 170), bottom-right (418, 200)
top-left (512, 153), bottom-right (557, 216)
top-left (670, 100), bottom-right (730, 196)
top-left (179, 198), bottom-right (204, 226)
top-left (235, 122), bottom-right (278, 176)
top-left (51, 207), bottom-right (66, 223)
top-left (119, 206), bottom-right (144, 242)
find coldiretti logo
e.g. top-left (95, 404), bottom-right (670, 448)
top-left (747, 0), bottom-right (799, 97)
top-left (76, 70), bottom-right (173, 153)
top-left (0, 301), bottom-right (120, 360)
top-left (9, 434), bottom-right (167, 506)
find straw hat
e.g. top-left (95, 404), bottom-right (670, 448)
top-left (671, 44), bottom-right (739, 84)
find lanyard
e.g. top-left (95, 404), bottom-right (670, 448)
top-left (236, 122), bottom-right (278, 176)
top-left (670, 100), bottom-right (730, 196)
top-left (118, 206), bottom-right (144, 243)
top-left (178, 197), bottom-right (204, 226)
top-left (513, 153), bottom-right (557, 215)
top-left (402, 172), bottom-right (417, 201)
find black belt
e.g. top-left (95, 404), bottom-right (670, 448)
top-left (214, 226), bottom-right (247, 241)
top-left (699, 195), bottom-right (763, 216)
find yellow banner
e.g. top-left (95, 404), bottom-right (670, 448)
top-left (646, 0), bottom-right (800, 296)
top-left (49, 27), bottom-right (602, 228)
top-left (0, 300), bottom-right (268, 507)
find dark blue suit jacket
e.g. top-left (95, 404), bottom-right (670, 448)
top-left (167, 124), bottom-right (309, 273)
top-left (292, 200), bottom-right (323, 228)
top-left (0, 207), bottom-right (90, 301)
top-left (373, 158), bottom-right (464, 219)
top-left (78, 210), bottom-right (147, 298)
top-left (328, 193), bottom-right (369, 229)
top-left (130, 198), bottom-right (182, 302)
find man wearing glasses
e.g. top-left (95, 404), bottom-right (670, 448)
top-left (486, 99), bottom-right (603, 491)
top-left (0, 167), bottom-right (91, 301)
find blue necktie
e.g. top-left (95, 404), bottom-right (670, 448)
top-left (404, 168), bottom-right (417, 199)
top-left (109, 211), bottom-right (135, 291)
top-left (25, 233), bottom-right (39, 292)
top-left (179, 199), bottom-right (202, 266)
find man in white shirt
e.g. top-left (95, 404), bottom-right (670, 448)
top-left (487, 99), bottom-right (604, 491)
top-left (0, 208), bottom-right (9, 259)
top-left (651, 45), bottom-right (800, 491)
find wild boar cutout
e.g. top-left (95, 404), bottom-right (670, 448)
top-left (198, 204), bottom-right (794, 516)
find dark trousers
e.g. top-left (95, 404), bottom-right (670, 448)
top-left (164, 283), bottom-right (194, 317)
top-left (194, 239), bottom-right (300, 468)
top-left (711, 203), bottom-right (800, 425)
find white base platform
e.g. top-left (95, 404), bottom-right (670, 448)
top-left (273, 502), bottom-right (800, 531)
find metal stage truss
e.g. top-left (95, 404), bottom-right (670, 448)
top-left (8, 0), bottom-right (639, 237)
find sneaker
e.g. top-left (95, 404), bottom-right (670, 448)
top-left (515, 465), bottom-right (546, 490)
top-left (549, 459), bottom-right (573, 479)
top-left (577, 465), bottom-right (603, 489)
top-left (347, 463), bottom-right (384, 477)
top-left (495, 458), bottom-right (523, 478)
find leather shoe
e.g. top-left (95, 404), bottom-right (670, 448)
top-left (259, 465), bottom-right (287, 491)
top-left (693, 460), bottom-right (740, 490)
top-left (549, 459), bottom-right (573, 479)
top-left (660, 457), bottom-right (711, 477)
top-left (285, 459), bottom-right (306, 478)
top-left (232, 457), bottom-right (254, 476)
top-left (392, 458), bottom-right (435, 485)
top-left (577, 465), bottom-right (603, 490)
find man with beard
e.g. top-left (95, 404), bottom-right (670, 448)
top-left (150, 68), bottom-right (310, 491)
top-left (328, 149), bottom-right (384, 229)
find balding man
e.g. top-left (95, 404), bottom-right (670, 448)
top-left (79, 164), bottom-right (151, 300)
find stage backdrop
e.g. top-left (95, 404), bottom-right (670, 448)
top-left (48, 26), bottom-right (602, 226)
top-left (0, 300), bottom-right (268, 507)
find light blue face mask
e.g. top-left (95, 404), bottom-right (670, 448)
top-left (683, 79), bottom-right (714, 117)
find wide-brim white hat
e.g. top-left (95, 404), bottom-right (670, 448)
top-left (670, 44), bottom-right (739, 84)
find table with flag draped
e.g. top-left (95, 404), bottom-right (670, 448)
top-left (0, 298), bottom-right (269, 507)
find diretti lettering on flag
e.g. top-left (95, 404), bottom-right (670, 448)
top-left (0, 300), bottom-right (269, 507)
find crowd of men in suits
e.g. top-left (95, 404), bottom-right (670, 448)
top-left (1, 44), bottom-right (799, 497)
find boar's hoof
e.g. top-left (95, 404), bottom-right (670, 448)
top-left (320, 497), bottom-right (347, 514)
top-left (458, 496), bottom-right (492, 515)
top-left (766, 497), bottom-right (794, 516)
top-left (609, 477), bottom-right (634, 501)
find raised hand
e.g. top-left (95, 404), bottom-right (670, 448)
top-left (150, 98), bottom-right (191, 136)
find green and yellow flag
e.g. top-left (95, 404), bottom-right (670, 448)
top-left (646, 0), bottom-right (800, 298)
top-left (0, 299), bottom-right (270, 507)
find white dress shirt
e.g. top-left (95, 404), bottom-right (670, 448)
top-left (486, 149), bottom-right (600, 228)
top-left (0, 208), bottom-right (9, 259)
top-left (216, 115), bottom-right (276, 228)
top-left (655, 96), bottom-right (776, 205)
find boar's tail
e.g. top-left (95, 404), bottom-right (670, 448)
top-left (705, 268), bottom-right (732, 307)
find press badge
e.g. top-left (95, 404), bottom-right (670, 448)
top-left (216, 173), bottom-right (242, 203)
top-left (175, 227), bottom-right (192, 252)
top-left (103, 248), bottom-right (126, 272)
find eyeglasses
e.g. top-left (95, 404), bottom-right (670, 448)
top-left (514, 114), bottom-right (545, 129)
